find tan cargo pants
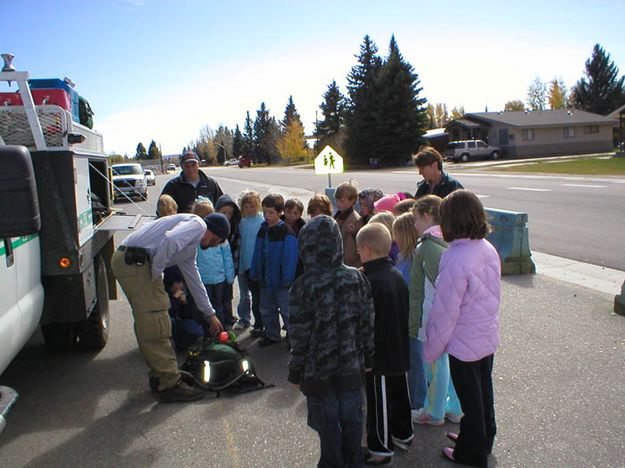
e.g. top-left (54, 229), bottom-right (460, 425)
top-left (111, 249), bottom-right (180, 390)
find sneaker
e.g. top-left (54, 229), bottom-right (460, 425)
top-left (445, 412), bottom-right (463, 424)
top-left (232, 320), bottom-right (250, 331)
top-left (258, 337), bottom-right (280, 347)
top-left (250, 327), bottom-right (264, 338)
top-left (413, 412), bottom-right (444, 426)
top-left (391, 435), bottom-right (412, 451)
top-left (157, 380), bottom-right (204, 403)
top-left (411, 408), bottom-right (424, 421)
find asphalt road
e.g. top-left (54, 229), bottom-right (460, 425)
top-left (200, 165), bottom-right (625, 271)
top-left (1, 251), bottom-right (622, 467)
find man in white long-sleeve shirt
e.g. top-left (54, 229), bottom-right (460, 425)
top-left (111, 212), bottom-right (230, 403)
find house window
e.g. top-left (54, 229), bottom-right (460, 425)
top-left (563, 126), bottom-right (575, 138)
top-left (584, 125), bottom-right (599, 134)
top-left (522, 128), bottom-right (535, 141)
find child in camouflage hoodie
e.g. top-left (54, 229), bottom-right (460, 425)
top-left (288, 215), bottom-right (375, 468)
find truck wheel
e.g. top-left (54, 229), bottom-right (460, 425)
top-left (78, 256), bottom-right (110, 349)
top-left (41, 323), bottom-right (77, 351)
top-left (491, 151), bottom-right (500, 160)
top-left (460, 153), bottom-right (470, 163)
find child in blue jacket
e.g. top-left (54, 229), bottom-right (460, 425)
top-left (250, 193), bottom-right (298, 347)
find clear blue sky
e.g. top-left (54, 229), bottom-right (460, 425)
top-left (1, 0), bottom-right (623, 156)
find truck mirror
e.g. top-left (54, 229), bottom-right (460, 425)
top-left (0, 145), bottom-right (41, 237)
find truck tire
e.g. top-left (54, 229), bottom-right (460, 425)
top-left (491, 151), bottom-right (500, 160)
top-left (78, 255), bottom-right (110, 349)
top-left (460, 153), bottom-right (470, 163)
top-left (41, 323), bottom-right (77, 351)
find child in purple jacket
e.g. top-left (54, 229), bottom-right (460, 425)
top-left (423, 190), bottom-right (501, 468)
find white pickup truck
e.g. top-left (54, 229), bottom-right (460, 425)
top-left (0, 56), bottom-right (151, 433)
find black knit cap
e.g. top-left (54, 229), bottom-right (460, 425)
top-left (204, 213), bottom-right (230, 240)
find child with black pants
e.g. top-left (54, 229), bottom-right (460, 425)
top-left (357, 222), bottom-right (413, 465)
top-left (424, 190), bottom-right (501, 467)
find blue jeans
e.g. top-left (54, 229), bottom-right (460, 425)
top-left (307, 388), bottom-right (364, 468)
top-left (237, 270), bottom-right (261, 326)
top-left (205, 282), bottom-right (235, 328)
top-left (408, 337), bottom-right (427, 410)
top-left (260, 287), bottom-right (289, 341)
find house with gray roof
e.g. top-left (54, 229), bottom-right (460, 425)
top-left (445, 110), bottom-right (617, 158)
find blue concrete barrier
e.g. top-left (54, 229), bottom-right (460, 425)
top-left (485, 208), bottom-right (536, 275)
top-left (614, 280), bottom-right (625, 316)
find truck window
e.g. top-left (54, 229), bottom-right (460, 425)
top-left (477, 141), bottom-right (486, 148)
top-left (467, 141), bottom-right (476, 148)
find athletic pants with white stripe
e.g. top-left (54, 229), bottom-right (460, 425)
top-left (365, 372), bottom-right (414, 457)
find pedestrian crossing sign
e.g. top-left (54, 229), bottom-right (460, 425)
top-left (314, 145), bottom-right (344, 175)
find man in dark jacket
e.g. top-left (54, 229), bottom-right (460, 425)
top-left (160, 151), bottom-right (224, 213)
top-left (288, 215), bottom-right (375, 468)
top-left (414, 147), bottom-right (463, 199)
top-left (357, 222), bottom-right (413, 464)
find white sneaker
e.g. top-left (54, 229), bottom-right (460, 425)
top-left (411, 408), bottom-right (424, 422)
top-left (445, 412), bottom-right (463, 424)
top-left (232, 320), bottom-right (250, 331)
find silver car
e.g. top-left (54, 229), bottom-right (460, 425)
top-left (112, 163), bottom-right (148, 200)
top-left (144, 169), bottom-right (156, 186)
top-left (445, 140), bottom-right (502, 163)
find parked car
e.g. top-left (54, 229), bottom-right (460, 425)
top-left (144, 169), bottom-right (156, 185)
top-left (238, 156), bottom-right (252, 168)
top-left (166, 163), bottom-right (177, 172)
top-left (111, 163), bottom-right (148, 200)
top-left (445, 140), bottom-right (502, 163)
top-left (224, 158), bottom-right (239, 166)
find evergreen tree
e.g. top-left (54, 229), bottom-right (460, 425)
top-left (242, 111), bottom-right (254, 160)
top-left (504, 100), bottom-right (525, 111)
top-left (345, 35), bottom-right (383, 165)
top-left (147, 140), bottom-right (160, 160)
top-left (232, 125), bottom-right (243, 158)
top-left (253, 102), bottom-right (279, 164)
top-left (370, 35), bottom-right (427, 166)
top-left (281, 95), bottom-right (302, 133)
top-left (135, 142), bottom-right (147, 159)
top-left (527, 76), bottom-right (547, 110)
top-left (315, 80), bottom-right (347, 153)
top-left (572, 44), bottom-right (625, 115)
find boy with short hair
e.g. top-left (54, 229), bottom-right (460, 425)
top-left (250, 193), bottom-right (299, 346)
top-left (334, 181), bottom-right (363, 267)
top-left (289, 215), bottom-right (375, 467)
top-left (282, 198), bottom-right (306, 236)
top-left (157, 194), bottom-right (178, 218)
top-left (357, 223), bottom-right (413, 464)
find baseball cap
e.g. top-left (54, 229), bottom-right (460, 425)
top-left (181, 151), bottom-right (200, 165)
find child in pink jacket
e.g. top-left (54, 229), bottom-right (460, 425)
top-left (423, 190), bottom-right (501, 468)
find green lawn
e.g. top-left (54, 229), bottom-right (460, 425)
top-left (487, 156), bottom-right (625, 175)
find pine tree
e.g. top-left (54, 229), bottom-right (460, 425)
top-left (504, 100), bottom-right (525, 111)
top-left (315, 80), bottom-right (347, 153)
top-left (527, 76), bottom-right (547, 110)
top-left (572, 44), bottom-right (625, 115)
top-left (213, 125), bottom-right (233, 164)
top-left (147, 140), bottom-right (160, 160)
top-left (548, 78), bottom-right (567, 110)
top-left (370, 35), bottom-right (428, 166)
top-left (135, 142), bottom-right (147, 159)
top-left (281, 96), bottom-right (302, 133)
top-left (232, 125), bottom-right (243, 159)
top-left (345, 35), bottom-right (383, 165)
top-left (253, 102), bottom-right (279, 164)
top-left (242, 111), bottom-right (254, 160)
